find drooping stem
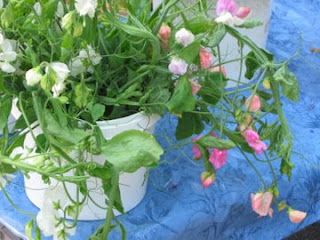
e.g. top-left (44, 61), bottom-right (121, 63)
top-left (101, 170), bottom-right (119, 240)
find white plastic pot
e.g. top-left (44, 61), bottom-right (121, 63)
top-left (11, 103), bottom-right (160, 220)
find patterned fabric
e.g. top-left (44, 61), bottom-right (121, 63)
top-left (0, 0), bottom-right (320, 239)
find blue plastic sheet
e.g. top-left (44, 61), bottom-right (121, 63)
top-left (0, 0), bottom-right (320, 239)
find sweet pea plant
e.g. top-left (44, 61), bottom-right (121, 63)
top-left (0, 0), bottom-right (306, 239)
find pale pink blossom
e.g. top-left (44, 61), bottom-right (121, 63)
top-left (215, 0), bottom-right (251, 26)
top-left (251, 192), bottom-right (273, 217)
top-left (190, 80), bottom-right (202, 95)
top-left (192, 136), bottom-right (202, 160)
top-left (209, 148), bottom-right (228, 170)
top-left (243, 129), bottom-right (268, 155)
top-left (175, 28), bottom-right (194, 47)
top-left (245, 95), bottom-right (261, 112)
top-left (200, 48), bottom-right (212, 69)
top-left (169, 57), bottom-right (188, 75)
top-left (201, 172), bottom-right (215, 188)
top-left (210, 65), bottom-right (227, 77)
top-left (288, 210), bottom-right (307, 223)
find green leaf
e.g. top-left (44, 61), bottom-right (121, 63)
top-left (86, 163), bottom-right (112, 181)
top-left (25, 219), bottom-right (33, 240)
top-left (186, 16), bottom-right (214, 34)
top-left (0, 95), bottom-right (13, 130)
top-left (178, 41), bottom-right (201, 64)
top-left (273, 65), bottom-right (299, 102)
top-left (195, 135), bottom-right (236, 150)
top-left (237, 20), bottom-right (263, 29)
top-left (176, 112), bottom-right (204, 140)
top-left (207, 24), bottom-right (226, 48)
top-left (280, 158), bottom-right (295, 181)
top-left (42, 0), bottom-right (59, 22)
top-left (74, 82), bottom-right (91, 108)
top-left (245, 50), bottom-right (274, 80)
top-left (90, 104), bottom-right (105, 122)
top-left (144, 88), bottom-right (170, 115)
top-left (102, 130), bottom-right (163, 173)
top-left (61, 33), bottom-right (73, 49)
top-left (198, 72), bottom-right (225, 105)
top-left (102, 176), bottom-right (124, 213)
top-left (167, 76), bottom-right (196, 116)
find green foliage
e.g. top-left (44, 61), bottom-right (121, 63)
top-left (0, 95), bottom-right (12, 130)
top-left (198, 72), bottom-right (226, 105)
top-left (237, 20), bottom-right (263, 29)
top-left (74, 82), bottom-right (91, 108)
top-left (195, 135), bottom-right (236, 150)
top-left (167, 76), bottom-right (196, 116)
top-left (273, 65), bottom-right (300, 102)
top-left (245, 49), bottom-right (273, 79)
top-left (280, 158), bottom-right (295, 181)
top-left (176, 112), bottom-right (205, 140)
top-left (102, 130), bottom-right (163, 173)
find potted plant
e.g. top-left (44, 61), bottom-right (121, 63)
top-left (0, 0), bottom-right (306, 239)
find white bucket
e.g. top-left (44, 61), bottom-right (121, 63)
top-left (11, 103), bottom-right (160, 220)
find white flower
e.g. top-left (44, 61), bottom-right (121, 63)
top-left (168, 57), bottom-right (188, 75)
top-left (0, 33), bottom-right (3, 45)
top-left (0, 0), bottom-right (3, 10)
top-left (70, 45), bottom-right (101, 76)
top-left (79, 45), bottom-right (102, 65)
top-left (56, 2), bottom-right (64, 18)
top-left (26, 66), bottom-right (43, 86)
top-left (175, 28), bottom-right (195, 47)
top-left (0, 39), bottom-right (17, 73)
top-left (75, 0), bottom-right (97, 18)
top-left (52, 82), bottom-right (66, 97)
top-left (33, 2), bottom-right (42, 16)
top-left (215, 12), bottom-right (244, 26)
top-left (46, 62), bottom-right (70, 83)
top-left (36, 184), bottom-right (71, 237)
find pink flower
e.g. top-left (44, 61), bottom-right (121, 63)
top-left (245, 95), bottom-right (261, 112)
top-left (168, 57), bottom-right (188, 75)
top-left (215, 0), bottom-right (251, 26)
top-left (201, 172), bottom-right (215, 188)
top-left (200, 48), bottom-right (212, 69)
top-left (251, 192), bottom-right (273, 217)
top-left (159, 25), bottom-right (171, 41)
top-left (192, 136), bottom-right (202, 160)
top-left (243, 129), bottom-right (268, 155)
top-left (288, 209), bottom-right (307, 223)
top-left (210, 65), bottom-right (227, 77)
top-left (175, 28), bottom-right (194, 47)
top-left (209, 148), bottom-right (228, 170)
top-left (190, 80), bottom-right (202, 95)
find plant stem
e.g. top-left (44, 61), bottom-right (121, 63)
top-left (101, 170), bottom-right (119, 240)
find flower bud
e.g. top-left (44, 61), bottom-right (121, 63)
top-left (263, 78), bottom-right (271, 90)
top-left (61, 11), bottom-right (76, 32)
top-left (200, 172), bottom-right (215, 188)
top-left (159, 24), bottom-right (171, 41)
top-left (26, 66), bottom-right (43, 86)
top-left (245, 94), bottom-right (261, 112)
top-left (288, 209), bottom-right (307, 223)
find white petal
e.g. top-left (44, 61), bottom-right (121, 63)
top-left (0, 62), bottom-right (16, 73)
top-left (52, 82), bottom-right (66, 97)
top-left (0, 33), bottom-right (3, 45)
top-left (48, 62), bottom-right (70, 82)
top-left (215, 12), bottom-right (235, 26)
top-left (26, 67), bottom-right (43, 86)
top-left (0, 0), bottom-right (3, 9)
top-left (0, 39), bottom-right (13, 52)
top-left (70, 58), bottom-right (86, 76)
top-left (33, 2), bottom-right (42, 16)
top-left (56, 2), bottom-right (64, 18)
top-left (0, 51), bottom-right (17, 62)
top-left (75, 0), bottom-right (97, 18)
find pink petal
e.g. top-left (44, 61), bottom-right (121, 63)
top-left (200, 48), bottom-right (213, 69)
top-left (236, 7), bottom-right (251, 19)
top-left (289, 210), bottom-right (307, 223)
top-left (209, 148), bottom-right (228, 170)
top-left (192, 144), bottom-right (202, 159)
top-left (216, 0), bottom-right (238, 16)
top-left (245, 95), bottom-right (261, 112)
top-left (190, 80), bottom-right (202, 95)
top-left (243, 129), bottom-right (260, 143)
top-left (251, 192), bottom-right (273, 217)
top-left (210, 65), bottom-right (227, 77)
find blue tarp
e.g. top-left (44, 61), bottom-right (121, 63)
top-left (0, 0), bottom-right (319, 239)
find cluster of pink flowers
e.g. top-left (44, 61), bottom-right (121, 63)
top-left (193, 133), bottom-right (228, 188)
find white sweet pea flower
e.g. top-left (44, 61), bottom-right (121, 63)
top-left (0, 0), bottom-right (3, 9)
top-left (56, 2), bottom-right (64, 18)
top-left (52, 82), bottom-right (66, 97)
top-left (70, 45), bottom-right (101, 76)
top-left (175, 28), bottom-right (195, 47)
top-left (46, 62), bottom-right (70, 83)
top-left (75, 0), bottom-right (97, 18)
top-left (36, 184), bottom-right (72, 238)
top-left (168, 57), bottom-right (188, 75)
top-left (26, 66), bottom-right (43, 86)
top-left (33, 2), bottom-right (42, 16)
top-left (0, 39), bottom-right (17, 73)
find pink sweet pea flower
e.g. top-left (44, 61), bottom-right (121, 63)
top-left (251, 191), bottom-right (273, 217)
top-left (288, 209), bottom-right (307, 223)
top-left (175, 28), bottom-right (195, 47)
top-left (200, 48), bottom-right (213, 69)
top-left (190, 80), bottom-right (202, 95)
top-left (243, 129), bottom-right (268, 155)
top-left (209, 148), bottom-right (228, 170)
top-left (192, 136), bottom-right (202, 160)
top-left (210, 65), bottom-right (227, 77)
top-left (245, 95), bottom-right (261, 112)
top-left (168, 57), bottom-right (188, 75)
top-left (201, 172), bottom-right (215, 188)
top-left (215, 0), bottom-right (251, 26)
